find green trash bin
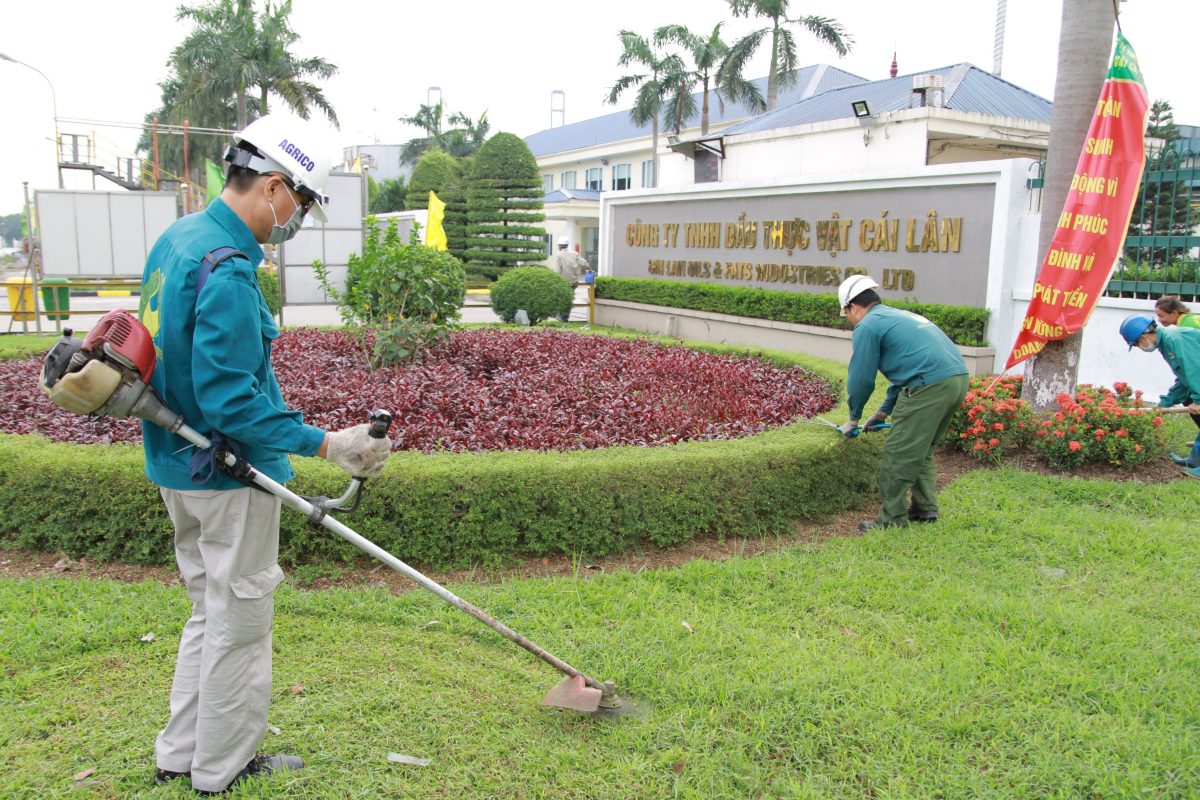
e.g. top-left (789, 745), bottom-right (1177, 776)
top-left (41, 278), bottom-right (70, 322)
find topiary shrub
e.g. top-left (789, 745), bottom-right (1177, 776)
top-left (490, 266), bottom-right (573, 324)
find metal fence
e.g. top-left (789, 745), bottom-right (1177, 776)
top-left (1108, 142), bottom-right (1200, 300)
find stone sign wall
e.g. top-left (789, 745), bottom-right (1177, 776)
top-left (606, 181), bottom-right (997, 306)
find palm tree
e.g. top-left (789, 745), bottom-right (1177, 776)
top-left (251, 1), bottom-right (338, 124)
top-left (606, 31), bottom-right (686, 189)
top-left (171, 0), bottom-right (338, 130)
top-left (1020, 0), bottom-right (1117, 410)
top-left (719, 0), bottom-right (852, 112)
top-left (655, 22), bottom-right (764, 136)
top-left (445, 110), bottom-right (490, 158)
top-left (398, 102), bottom-right (448, 164)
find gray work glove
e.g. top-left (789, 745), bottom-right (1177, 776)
top-left (864, 410), bottom-right (889, 430)
top-left (837, 420), bottom-right (860, 437)
top-left (326, 424), bottom-right (392, 477)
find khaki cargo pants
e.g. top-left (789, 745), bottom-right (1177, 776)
top-left (154, 487), bottom-right (284, 793)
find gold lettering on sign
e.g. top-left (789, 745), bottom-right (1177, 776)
top-left (626, 219), bottom-right (660, 247)
top-left (685, 222), bottom-right (722, 248)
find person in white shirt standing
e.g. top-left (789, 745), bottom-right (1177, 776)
top-left (548, 236), bottom-right (589, 321)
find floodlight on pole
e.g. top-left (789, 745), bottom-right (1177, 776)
top-left (0, 52), bottom-right (63, 188)
top-left (428, 86), bottom-right (442, 107)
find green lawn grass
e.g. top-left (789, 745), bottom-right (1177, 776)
top-left (0, 333), bottom-right (58, 359)
top-left (2, 468), bottom-right (1197, 799)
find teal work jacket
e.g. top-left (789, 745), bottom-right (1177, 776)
top-left (846, 304), bottom-right (968, 420)
top-left (1156, 325), bottom-right (1200, 407)
top-left (138, 198), bottom-right (325, 490)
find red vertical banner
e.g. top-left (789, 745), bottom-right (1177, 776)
top-left (1005, 33), bottom-right (1150, 369)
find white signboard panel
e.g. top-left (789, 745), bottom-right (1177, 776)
top-left (280, 173), bottom-right (364, 304)
top-left (36, 189), bottom-right (176, 277)
top-left (35, 190), bottom-right (178, 277)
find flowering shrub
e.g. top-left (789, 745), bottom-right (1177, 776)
top-left (1, 329), bottom-right (837, 452)
top-left (943, 375), bottom-right (1033, 463)
top-left (1031, 383), bottom-right (1166, 469)
top-left (943, 377), bottom-right (1167, 470)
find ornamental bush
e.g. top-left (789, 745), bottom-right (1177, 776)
top-left (595, 277), bottom-right (990, 346)
top-left (943, 375), bottom-right (1033, 463)
top-left (1031, 383), bottom-right (1167, 469)
top-left (490, 267), bottom-right (573, 324)
top-left (314, 216), bottom-right (466, 367)
top-left (944, 377), bottom-right (1168, 470)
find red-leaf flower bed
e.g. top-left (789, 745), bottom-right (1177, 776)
top-left (1, 329), bottom-right (837, 451)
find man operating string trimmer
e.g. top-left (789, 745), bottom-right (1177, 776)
top-left (834, 275), bottom-right (969, 532)
top-left (138, 114), bottom-right (392, 795)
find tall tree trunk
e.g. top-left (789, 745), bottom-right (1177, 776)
top-left (261, 86), bottom-right (269, 116)
top-left (1020, 0), bottom-right (1115, 411)
top-left (701, 77), bottom-right (711, 135)
top-left (766, 22), bottom-right (780, 111)
top-left (650, 116), bottom-right (660, 188)
top-left (236, 89), bottom-right (248, 130)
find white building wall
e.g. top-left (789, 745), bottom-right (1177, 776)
top-left (722, 121), bottom-right (930, 183)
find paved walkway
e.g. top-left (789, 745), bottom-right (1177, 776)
top-left (2, 277), bottom-right (592, 333)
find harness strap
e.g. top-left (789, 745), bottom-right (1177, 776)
top-left (197, 246), bottom-right (244, 293)
top-left (189, 246), bottom-right (258, 490)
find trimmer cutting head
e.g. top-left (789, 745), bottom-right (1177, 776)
top-left (542, 676), bottom-right (645, 718)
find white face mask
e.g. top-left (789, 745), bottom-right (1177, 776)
top-left (266, 187), bottom-right (304, 244)
top-left (1138, 340), bottom-right (1158, 353)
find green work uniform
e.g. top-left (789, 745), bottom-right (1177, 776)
top-left (1175, 313), bottom-right (1200, 330)
top-left (1156, 325), bottom-right (1200, 407)
top-left (847, 304), bottom-right (968, 526)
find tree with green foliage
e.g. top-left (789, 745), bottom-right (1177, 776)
top-left (465, 133), bottom-right (547, 279)
top-left (606, 31), bottom-right (687, 189)
top-left (370, 176), bottom-right (408, 213)
top-left (445, 111), bottom-right (490, 158)
top-left (719, 0), bottom-right (852, 111)
top-left (399, 103), bottom-right (491, 164)
top-left (139, 0), bottom-right (337, 181)
top-left (406, 150), bottom-right (461, 210)
top-left (655, 23), bottom-right (763, 135)
top-left (0, 213), bottom-right (24, 246)
top-left (441, 161), bottom-right (471, 262)
top-left (171, 0), bottom-right (337, 130)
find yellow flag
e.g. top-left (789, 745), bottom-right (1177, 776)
top-left (425, 190), bottom-right (448, 251)
top-left (350, 156), bottom-right (362, 174)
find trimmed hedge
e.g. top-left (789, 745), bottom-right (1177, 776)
top-left (596, 277), bottom-right (990, 346)
top-left (0, 427), bottom-right (881, 568)
top-left (0, 342), bottom-right (883, 568)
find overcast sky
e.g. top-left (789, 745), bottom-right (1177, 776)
top-left (2, 0), bottom-right (1195, 214)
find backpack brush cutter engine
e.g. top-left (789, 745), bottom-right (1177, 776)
top-left (40, 310), bottom-right (639, 718)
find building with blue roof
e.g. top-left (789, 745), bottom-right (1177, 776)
top-left (526, 61), bottom-right (1051, 266)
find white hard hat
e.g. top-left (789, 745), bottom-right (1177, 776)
top-left (557, 236), bottom-right (569, 246)
top-left (224, 113), bottom-right (332, 222)
top-left (837, 274), bottom-right (880, 316)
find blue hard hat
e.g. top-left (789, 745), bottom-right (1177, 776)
top-left (1119, 314), bottom-right (1155, 349)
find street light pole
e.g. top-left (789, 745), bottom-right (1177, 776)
top-left (0, 52), bottom-right (63, 189)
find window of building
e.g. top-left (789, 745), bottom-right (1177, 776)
top-left (641, 159), bottom-right (654, 188)
top-left (542, 174), bottom-right (553, 193)
top-left (585, 167), bottom-right (603, 191)
top-left (611, 163), bottom-right (631, 191)
top-left (561, 170), bottom-right (577, 189)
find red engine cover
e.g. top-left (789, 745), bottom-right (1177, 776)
top-left (80, 310), bottom-right (157, 383)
